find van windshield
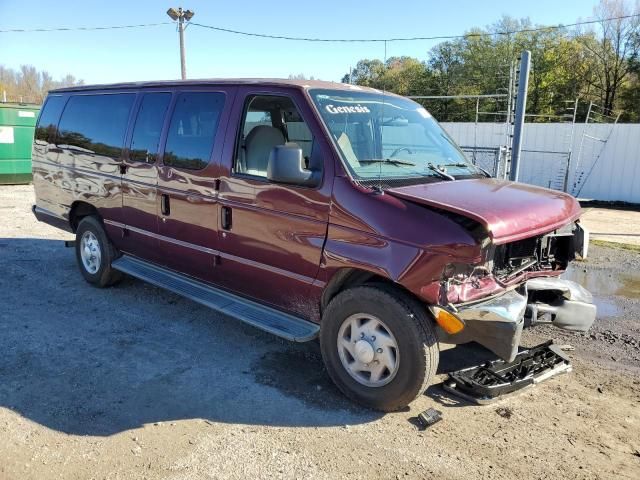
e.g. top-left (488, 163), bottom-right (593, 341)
top-left (310, 89), bottom-right (481, 180)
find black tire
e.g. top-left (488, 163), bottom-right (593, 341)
top-left (320, 284), bottom-right (439, 412)
top-left (74, 216), bottom-right (122, 287)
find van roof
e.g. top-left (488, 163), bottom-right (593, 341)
top-left (50, 78), bottom-right (394, 95)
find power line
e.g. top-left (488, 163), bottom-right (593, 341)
top-left (189, 13), bottom-right (640, 42)
top-left (1, 12), bottom-right (638, 41)
top-left (0, 22), bottom-right (171, 33)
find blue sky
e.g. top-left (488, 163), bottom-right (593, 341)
top-left (1, 0), bottom-right (598, 84)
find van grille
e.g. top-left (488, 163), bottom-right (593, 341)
top-left (492, 227), bottom-right (575, 281)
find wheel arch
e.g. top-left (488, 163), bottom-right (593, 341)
top-left (69, 201), bottom-right (100, 232)
top-left (320, 267), bottom-right (423, 316)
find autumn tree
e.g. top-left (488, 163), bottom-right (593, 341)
top-left (578, 0), bottom-right (640, 113)
top-left (341, 2), bottom-right (640, 122)
top-left (0, 65), bottom-right (82, 103)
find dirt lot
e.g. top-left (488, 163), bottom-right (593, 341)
top-left (580, 206), bottom-right (640, 247)
top-left (1, 184), bottom-right (639, 480)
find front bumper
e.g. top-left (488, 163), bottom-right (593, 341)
top-left (525, 277), bottom-right (596, 331)
top-left (439, 277), bottom-right (597, 361)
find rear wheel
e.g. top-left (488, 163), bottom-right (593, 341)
top-left (75, 216), bottom-right (122, 287)
top-left (320, 285), bottom-right (439, 411)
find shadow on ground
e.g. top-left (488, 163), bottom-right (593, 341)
top-left (0, 237), bottom-right (493, 436)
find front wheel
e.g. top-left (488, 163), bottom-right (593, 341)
top-left (320, 285), bottom-right (439, 411)
top-left (75, 216), bottom-right (122, 287)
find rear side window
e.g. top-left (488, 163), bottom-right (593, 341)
top-left (35, 95), bottom-right (67, 144)
top-left (57, 93), bottom-right (135, 158)
top-left (163, 92), bottom-right (225, 170)
top-left (129, 92), bottom-right (172, 163)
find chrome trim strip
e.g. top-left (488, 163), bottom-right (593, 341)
top-left (104, 219), bottom-right (318, 285)
top-left (104, 219), bottom-right (217, 255)
top-left (217, 250), bottom-right (313, 285)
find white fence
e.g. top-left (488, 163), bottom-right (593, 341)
top-left (441, 122), bottom-right (640, 204)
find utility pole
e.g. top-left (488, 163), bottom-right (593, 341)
top-left (509, 50), bottom-right (531, 182)
top-left (167, 7), bottom-right (195, 80)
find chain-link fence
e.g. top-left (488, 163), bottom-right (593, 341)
top-left (460, 145), bottom-right (510, 178)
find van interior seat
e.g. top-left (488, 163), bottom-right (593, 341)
top-left (244, 125), bottom-right (285, 176)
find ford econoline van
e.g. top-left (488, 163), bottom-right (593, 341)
top-left (32, 79), bottom-right (595, 411)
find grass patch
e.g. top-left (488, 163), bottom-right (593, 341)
top-left (591, 239), bottom-right (640, 253)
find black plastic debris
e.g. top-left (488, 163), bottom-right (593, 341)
top-left (443, 340), bottom-right (571, 404)
top-left (416, 407), bottom-right (443, 430)
top-left (495, 406), bottom-right (513, 419)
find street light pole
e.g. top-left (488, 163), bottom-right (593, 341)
top-left (509, 50), bottom-right (531, 182)
top-left (177, 14), bottom-right (187, 80)
top-left (167, 7), bottom-right (195, 80)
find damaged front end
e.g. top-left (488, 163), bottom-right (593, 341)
top-left (435, 222), bottom-right (595, 361)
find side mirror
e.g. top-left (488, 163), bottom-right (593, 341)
top-left (267, 144), bottom-right (318, 186)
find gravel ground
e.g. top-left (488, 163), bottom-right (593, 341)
top-left (0, 184), bottom-right (639, 480)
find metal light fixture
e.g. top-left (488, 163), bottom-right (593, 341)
top-left (166, 8), bottom-right (180, 21)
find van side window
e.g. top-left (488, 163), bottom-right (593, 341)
top-left (235, 95), bottom-right (315, 178)
top-left (163, 92), bottom-right (224, 170)
top-left (35, 95), bottom-right (67, 144)
top-left (57, 94), bottom-right (135, 158)
top-left (129, 93), bottom-right (171, 163)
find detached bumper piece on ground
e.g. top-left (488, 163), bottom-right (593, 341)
top-left (443, 341), bottom-right (571, 404)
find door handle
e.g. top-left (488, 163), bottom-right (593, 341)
top-left (221, 206), bottom-right (232, 230)
top-left (161, 194), bottom-right (171, 216)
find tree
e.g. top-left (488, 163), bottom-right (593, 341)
top-left (340, 6), bottom-right (640, 121)
top-left (427, 41), bottom-right (465, 95)
top-left (619, 27), bottom-right (640, 120)
top-left (379, 57), bottom-right (429, 95)
top-left (288, 73), bottom-right (316, 80)
top-left (341, 59), bottom-right (385, 86)
top-left (578, 0), bottom-right (640, 113)
top-left (0, 65), bottom-right (83, 103)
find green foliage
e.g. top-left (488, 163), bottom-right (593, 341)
top-left (342, 2), bottom-right (640, 123)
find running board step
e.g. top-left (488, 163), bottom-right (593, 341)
top-left (111, 255), bottom-right (319, 342)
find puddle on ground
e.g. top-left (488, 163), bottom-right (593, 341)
top-left (561, 266), bottom-right (640, 319)
top-left (562, 266), bottom-right (640, 300)
top-left (592, 297), bottom-right (621, 318)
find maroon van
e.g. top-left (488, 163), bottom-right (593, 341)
top-left (31, 79), bottom-right (595, 411)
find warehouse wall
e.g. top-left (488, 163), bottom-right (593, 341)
top-left (441, 122), bottom-right (640, 204)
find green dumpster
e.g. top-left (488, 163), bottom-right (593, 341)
top-left (0, 102), bottom-right (41, 184)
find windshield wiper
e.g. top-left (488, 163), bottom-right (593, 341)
top-left (427, 162), bottom-right (455, 181)
top-left (359, 158), bottom-right (417, 167)
top-left (477, 166), bottom-right (492, 177)
top-left (438, 162), bottom-right (492, 178)
top-left (438, 162), bottom-right (470, 168)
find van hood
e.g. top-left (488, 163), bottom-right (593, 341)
top-left (386, 178), bottom-right (581, 245)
